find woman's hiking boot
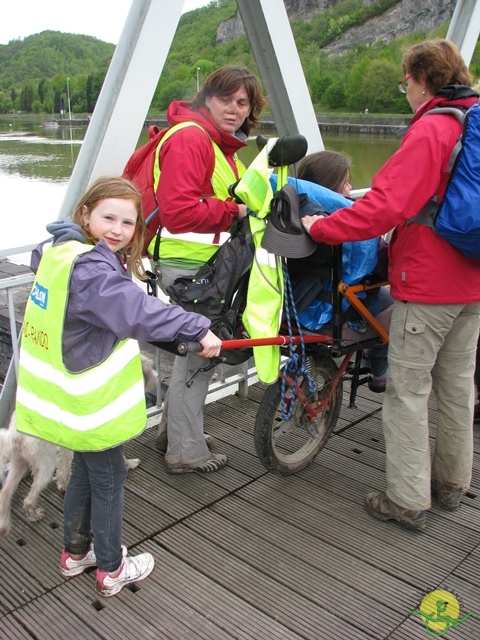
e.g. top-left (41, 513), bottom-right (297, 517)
top-left (364, 491), bottom-right (426, 531)
top-left (431, 481), bottom-right (463, 511)
top-left (165, 453), bottom-right (227, 475)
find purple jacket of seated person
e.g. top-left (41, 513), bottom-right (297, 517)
top-left (31, 218), bottom-right (210, 373)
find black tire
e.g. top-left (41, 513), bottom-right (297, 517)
top-left (254, 353), bottom-right (343, 474)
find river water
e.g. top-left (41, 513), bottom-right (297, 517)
top-left (0, 116), bottom-right (401, 259)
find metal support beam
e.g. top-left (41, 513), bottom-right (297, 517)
top-left (58, 0), bottom-right (186, 220)
top-left (58, 0), bottom-right (324, 225)
top-left (237, 0), bottom-right (323, 152)
top-left (447, 0), bottom-right (480, 66)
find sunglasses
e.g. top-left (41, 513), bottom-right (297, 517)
top-left (397, 74), bottom-right (412, 94)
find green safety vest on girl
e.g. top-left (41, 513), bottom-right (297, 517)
top-left (147, 122), bottom-right (246, 266)
top-left (15, 241), bottom-right (146, 452)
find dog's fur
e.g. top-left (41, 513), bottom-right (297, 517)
top-left (0, 354), bottom-right (157, 537)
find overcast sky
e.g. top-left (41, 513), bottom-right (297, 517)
top-left (0, 0), bottom-right (210, 45)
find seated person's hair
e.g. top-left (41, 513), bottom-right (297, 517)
top-left (297, 150), bottom-right (351, 194)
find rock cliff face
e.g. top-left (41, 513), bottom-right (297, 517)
top-left (325, 0), bottom-right (456, 54)
top-left (216, 0), bottom-right (356, 43)
top-left (216, 0), bottom-right (457, 53)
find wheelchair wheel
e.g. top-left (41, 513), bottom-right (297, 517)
top-left (254, 353), bottom-right (343, 475)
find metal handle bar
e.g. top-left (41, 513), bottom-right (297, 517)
top-left (176, 334), bottom-right (333, 356)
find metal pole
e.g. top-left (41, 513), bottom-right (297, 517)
top-left (237, 0), bottom-right (323, 150)
top-left (196, 67), bottom-right (200, 92)
top-left (446, 0), bottom-right (480, 66)
top-left (67, 77), bottom-right (72, 121)
top-left (57, 0), bottom-right (185, 221)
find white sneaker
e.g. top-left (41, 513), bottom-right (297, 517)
top-left (60, 544), bottom-right (127, 578)
top-left (95, 553), bottom-right (155, 597)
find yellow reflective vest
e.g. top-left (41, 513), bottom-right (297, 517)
top-left (16, 241), bottom-right (146, 451)
top-left (147, 122), bottom-right (245, 266)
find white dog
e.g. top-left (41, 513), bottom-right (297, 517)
top-left (0, 354), bottom-right (157, 536)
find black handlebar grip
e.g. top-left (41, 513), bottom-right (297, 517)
top-left (177, 342), bottom-right (203, 355)
top-left (228, 180), bottom-right (244, 204)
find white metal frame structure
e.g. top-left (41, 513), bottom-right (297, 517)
top-left (447, 0), bottom-right (480, 66)
top-left (58, 0), bottom-right (480, 219)
top-left (58, 0), bottom-right (322, 220)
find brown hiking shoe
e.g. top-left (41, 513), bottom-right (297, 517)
top-left (364, 491), bottom-right (426, 531)
top-left (431, 482), bottom-right (463, 512)
top-left (165, 453), bottom-right (227, 475)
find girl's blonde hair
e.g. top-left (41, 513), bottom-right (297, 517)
top-left (71, 176), bottom-right (147, 280)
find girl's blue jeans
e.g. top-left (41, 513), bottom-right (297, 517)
top-left (63, 445), bottom-right (127, 573)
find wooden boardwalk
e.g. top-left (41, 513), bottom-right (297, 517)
top-left (1, 377), bottom-right (479, 640)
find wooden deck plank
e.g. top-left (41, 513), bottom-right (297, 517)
top-left (52, 543), bottom-right (238, 640)
top-left (0, 615), bottom-right (47, 639)
top-left (453, 545), bottom-right (480, 588)
top-left (179, 507), bottom-right (407, 637)
top-left (153, 545), bottom-right (308, 640)
top-left (1, 374), bottom-right (479, 639)
top-left (155, 524), bottom-right (373, 640)
top-left (235, 476), bottom-right (473, 590)
top-left (210, 494), bottom-right (422, 612)
top-left (5, 594), bottom-right (104, 640)
top-left (0, 548), bottom-right (45, 613)
top-left (329, 425), bottom-right (480, 520)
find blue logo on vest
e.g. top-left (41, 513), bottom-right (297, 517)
top-left (30, 283), bottom-right (48, 309)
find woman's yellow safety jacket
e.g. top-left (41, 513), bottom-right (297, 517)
top-left (147, 122), bottom-right (245, 268)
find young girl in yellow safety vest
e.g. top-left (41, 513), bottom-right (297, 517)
top-left (16, 176), bottom-right (221, 597)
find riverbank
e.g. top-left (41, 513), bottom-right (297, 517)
top-left (146, 113), bottom-right (410, 136)
top-left (1, 113), bottom-right (409, 136)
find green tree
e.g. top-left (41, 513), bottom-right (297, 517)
top-left (86, 75), bottom-right (94, 112)
top-left (38, 78), bottom-right (48, 102)
top-left (31, 99), bottom-right (43, 114)
top-left (19, 82), bottom-right (35, 111)
top-left (0, 91), bottom-right (14, 113)
top-left (153, 80), bottom-right (190, 111)
top-left (312, 75), bottom-right (334, 105)
top-left (361, 59), bottom-right (399, 111)
top-left (323, 78), bottom-right (346, 109)
top-left (90, 70), bottom-right (107, 109)
top-left (346, 57), bottom-right (372, 111)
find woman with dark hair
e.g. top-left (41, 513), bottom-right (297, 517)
top-left (151, 66), bottom-right (267, 474)
top-left (302, 39), bottom-right (480, 530)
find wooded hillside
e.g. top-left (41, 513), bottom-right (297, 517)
top-left (0, 0), bottom-right (478, 116)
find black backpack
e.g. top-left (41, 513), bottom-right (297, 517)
top-left (166, 217), bottom-right (255, 365)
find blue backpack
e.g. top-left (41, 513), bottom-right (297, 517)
top-left (410, 102), bottom-right (480, 259)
